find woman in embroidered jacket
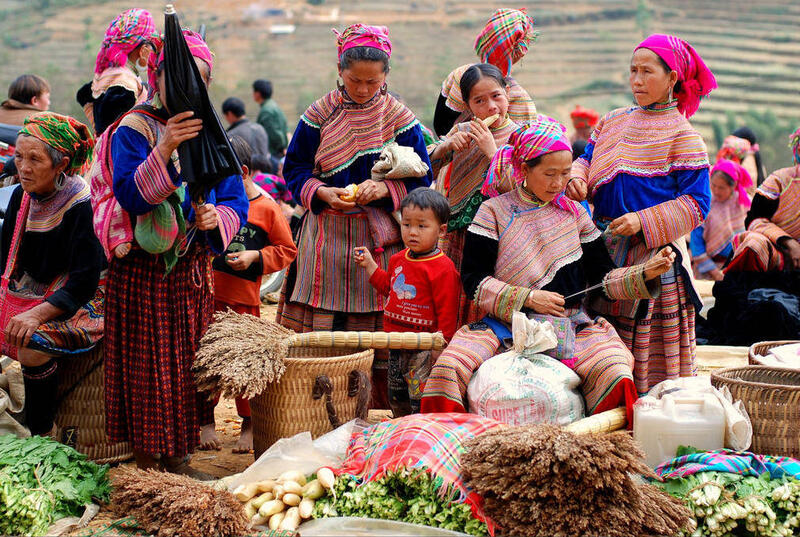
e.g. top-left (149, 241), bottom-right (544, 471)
top-left (726, 128), bottom-right (800, 273)
top-left (278, 24), bottom-right (432, 408)
top-left (691, 160), bottom-right (751, 280)
top-left (422, 116), bottom-right (676, 423)
top-left (103, 31), bottom-right (248, 476)
top-left (566, 34), bottom-right (715, 395)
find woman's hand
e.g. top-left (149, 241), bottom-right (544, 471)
top-left (782, 238), bottom-right (800, 270)
top-left (468, 119), bottom-right (497, 159)
top-left (356, 180), bottom-right (389, 205)
top-left (445, 131), bottom-right (471, 153)
top-left (566, 178), bottom-right (588, 201)
top-left (354, 246), bottom-right (379, 277)
top-left (156, 111), bottom-right (203, 162)
top-left (524, 290), bottom-right (566, 317)
top-left (226, 250), bottom-right (260, 271)
top-left (4, 308), bottom-right (45, 348)
top-left (643, 247), bottom-right (676, 280)
top-left (608, 212), bottom-right (642, 236)
top-left (316, 186), bottom-right (357, 211)
top-left (194, 203), bottom-right (218, 231)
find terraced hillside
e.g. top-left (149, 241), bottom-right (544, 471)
top-left (1, 0), bottom-right (798, 168)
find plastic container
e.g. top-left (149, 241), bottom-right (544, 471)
top-left (633, 392), bottom-right (726, 468)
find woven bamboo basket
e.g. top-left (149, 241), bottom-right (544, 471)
top-left (748, 340), bottom-right (800, 367)
top-left (54, 345), bottom-right (133, 464)
top-left (251, 331), bottom-right (446, 457)
top-left (710, 366), bottom-right (800, 457)
top-left (564, 407), bottom-right (627, 435)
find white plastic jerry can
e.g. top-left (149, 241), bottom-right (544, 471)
top-left (633, 392), bottom-right (726, 468)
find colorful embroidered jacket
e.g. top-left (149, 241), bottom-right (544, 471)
top-left (744, 165), bottom-right (800, 244)
top-left (690, 191), bottom-right (747, 274)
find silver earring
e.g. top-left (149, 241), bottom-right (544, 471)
top-left (380, 82), bottom-right (388, 95)
top-left (668, 86), bottom-right (674, 102)
top-left (54, 171), bottom-right (66, 191)
top-left (336, 78), bottom-right (345, 92)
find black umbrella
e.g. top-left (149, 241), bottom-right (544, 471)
top-left (162, 4), bottom-right (240, 201)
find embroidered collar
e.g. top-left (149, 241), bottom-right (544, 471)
top-left (517, 185), bottom-right (549, 207)
top-left (640, 99), bottom-right (679, 113)
top-left (407, 246), bottom-right (441, 259)
top-left (339, 89), bottom-right (382, 110)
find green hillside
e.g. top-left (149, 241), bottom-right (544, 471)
top-left (1, 0), bottom-right (798, 169)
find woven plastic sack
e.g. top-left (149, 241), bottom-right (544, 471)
top-left (371, 142), bottom-right (429, 181)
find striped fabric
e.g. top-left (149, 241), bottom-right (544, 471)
top-left (692, 192), bottom-right (747, 272)
top-left (95, 8), bottom-right (156, 75)
top-left (473, 8), bottom-right (538, 77)
top-left (26, 175), bottom-right (91, 233)
top-left (439, 228), bottom-right (483, 328)
top-left (638, 194), bottom-right (705, 249)
top-left (289, 209), bottom-right (398, 313)
top-left (572, 102), bottom-right (709, 196)
top-left (656, 449), bottom-right (800, 480)
top-left (602, 265), bottom-right (652, 302)
top-left (133, 149), bottom-right (177, 205)
top-left (20, 112), bottom-right (95, 175)
top-left (612, 265), bottom-right (697, 395)
top-left (440, 65), bottom-right (537, 124)
top-left (215, 205), bottom-right (240, 254)
top-left (300, 90), bottom-right (418, 179)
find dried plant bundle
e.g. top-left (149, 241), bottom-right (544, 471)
top-left (462, 424), bottom-right (691, 537)
top-left (111, 467), bottom-right (249, 537)
top-left (193, 310), bottom-right (294, 399)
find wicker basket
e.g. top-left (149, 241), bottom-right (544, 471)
top-left (710, 367), bottom-right (800, 457)
top-left (55, 345), bottom-right (133, 464)
top-left (748, 340), bottom-right (800, 367)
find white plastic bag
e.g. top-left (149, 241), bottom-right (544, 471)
top-left (511, 311), bottom-right (558, 354)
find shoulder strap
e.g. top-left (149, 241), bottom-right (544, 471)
top-left (1, 192), bottom-right (31, 283)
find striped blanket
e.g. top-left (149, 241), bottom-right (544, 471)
top-left (656, 449), bottom-right (800, 480)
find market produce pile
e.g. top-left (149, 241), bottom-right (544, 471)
top-left (111, 466), bottom-right (249, 537)
top-left (654, 448), bottom-right (800, 537)
top-left (312, 467), bottom-right (488, 536)
top-left (460, 423), bottom-right (691, 536)
top-left (194, 310), bottom-right (293, 399)
top-left (0, 434), bottom-right (110, 537)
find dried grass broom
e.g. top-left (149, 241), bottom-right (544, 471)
top-left (111, 466), bottom-right (249, 537)
top-left (193, 309), bottom-right (293, 399)
top-left (461, 424), bottom-right (690, 537)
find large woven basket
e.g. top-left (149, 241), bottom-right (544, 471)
top-left (55, 345), bottom-right (133, 464)
top-left (748, 340), bottom-right (800, 367)
top-left (250, 331), bottom-right (446, 457)
top-left (710, 366), bottom-right (800, 457)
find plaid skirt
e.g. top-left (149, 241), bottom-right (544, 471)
top-left (104, 243), bottom-right (215, 457)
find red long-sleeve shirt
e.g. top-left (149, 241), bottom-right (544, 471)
top-left (368, 248), bottom-right (461, 341)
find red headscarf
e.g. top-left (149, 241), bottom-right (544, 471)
top-left (94, 8), bottom-right (157, 75)
top-left (333, 24), bottom-right (392, 60)
top-left (570, 105), bottom-right (599, 129)
top-left (711, 159), bottom-right (752, 209)
top-left (635, 34), bottom-right (717, 119)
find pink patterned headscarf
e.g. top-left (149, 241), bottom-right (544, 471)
top-left (716, 135), bottom-right (752, 164)
top-left (333, 24), bottom-right (392, 60)
top-left (483, 116), bottom-right (574, 213)
top-left (711, 159), bottom-right (752, 209)
top-left (474, 8), bottom-right (538, 77)
top-left (790, 126), bottom-right (800, 166)
top-left (147, 30), bottom-right (214, 96)
top-left (95, 9), bottom-right (157, 75)
top-left (635, 34), bottom-right (717, 119)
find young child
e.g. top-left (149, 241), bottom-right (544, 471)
top-left (427, 63), bottom-right (519, 326)
top-left (355, 188), bottom-right (461, 416)
top-left (201, 135), bottom-right (298, 453)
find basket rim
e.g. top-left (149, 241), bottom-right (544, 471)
top-left (710, 365), bottom-right (800, 391)
top-left (748, 340), bottom-right (800, 358)
top-left (285, 348), bottom-right (373, 365)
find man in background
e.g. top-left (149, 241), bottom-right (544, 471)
top-left (222, 97), bottom-right (270, 163)
top-left (252, 79), bottom-right (288, 170)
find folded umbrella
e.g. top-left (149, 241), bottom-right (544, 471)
top-left (162, 4), bottom-right (239, 201)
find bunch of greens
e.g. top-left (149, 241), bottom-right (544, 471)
top-left (0, 434), bottom-right (110, 536)
top-left (656, 470), bottom-right (800, 537)
top-left (312, 467), bottom-right (488, 536)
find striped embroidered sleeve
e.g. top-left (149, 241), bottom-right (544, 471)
top-left (749, 218), bottom-right (792, 245)
top-left (384, 179), bottom-right (408, 211)
top-left (602, 264), bottom-right (659, 301)
top-left (299, 177), bottom-right (326, 210)
top-left (133, 149), bottom-right (178, 205)
top-left (637, 194), bottom-right (704, 249)
top-left (475, 276), bottom-right (530, 323)
top-left (215, 205), bottom-right (240, 250)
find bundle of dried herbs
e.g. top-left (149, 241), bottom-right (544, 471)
top-left (111, 467), bottom-right (249, 537)
top-left (461, 424), bottom-right (691, 537)
top-left (193, 310), bottom-right (293, 399)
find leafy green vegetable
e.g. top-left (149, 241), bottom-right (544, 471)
top-left (312, 467), bottom-right (489, 536)
top-left (0, 434), bottom-right (110, 536)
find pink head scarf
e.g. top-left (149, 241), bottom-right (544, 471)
top-left (483, 115), bottom-right (575, 212)
top-left (790, 126), bottom-right (800, 166)
top-left (333, 24), bottom-right (392, 60)
top-left (147, 30), bottom-right (214, 97)
top-left (95, 8), bottom-right (157, 75)
top-left (474, 8), bottom-right (538, 77)
top-left (635, 34), bottom-right (717, 119)
top-left (711, 159), bottom-right (752, 209)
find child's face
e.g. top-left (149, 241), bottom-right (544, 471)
top-left (400, 205), bottom-right (446, 254)
top-left (467, 77), bottom-right (509, 128)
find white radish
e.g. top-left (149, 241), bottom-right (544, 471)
top-left (282, 493), bottom-right (301, 507)
top-left (233, 483), bottom-right (260, 502)
top-left (244, 500), bottom-right (257, 519)
top-left (255, 480), bottom-right (276, 493)
top-left (278, 471), bottom-right (307, 486)
top-left (251, 492), bottom-right (274, 510)
top-left (268, 512), bottom-right (285, 530)
top-left (258, 499), bottom-right (284, 518)
top-left (299, 498), bottom-right (315, 519)
top-left (250, 513), bottom-right (268, 527)
top-left (279, 507), bottom-right (301, 531)
top-left (282, 480), bottom-right (303, 496)
top-left (272, 484), bottom-right (285, 500)
top-left (317, 468), bottom-right (335, 490)
top-left (302, 480), bottom-right (325, 500)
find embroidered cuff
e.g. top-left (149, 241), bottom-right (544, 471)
top-left (475, 276), bottom-right (530, 323)
top-left (134, 149), bottom-right (179, 205)
top-left (384, 180), bottom-right (408, 211)
top-left (299, 177), bottom-right (326, 212)
top-left (750, 219), bottom-right (792, 246)
top-left (215, 205), bottom-right (241, 251)
top-left (637, 195), bottom-right (703, 249)
top-left (602, 264), bottom-right (657, 301)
